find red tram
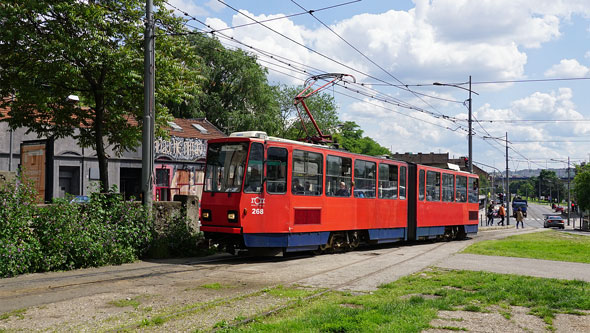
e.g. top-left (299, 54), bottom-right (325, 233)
top-left (200, 131), bottom-right (479, 254)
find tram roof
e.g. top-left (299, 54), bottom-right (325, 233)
top-left (224, 131), bottom-right (477, 176)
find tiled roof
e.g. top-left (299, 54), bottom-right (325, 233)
top-left (0, 100), bottom-right (226, 140)
top-left (163, 118), bottom-right (226, 140)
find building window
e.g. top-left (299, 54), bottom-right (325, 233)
top-left (378, 164), bottom-right (398, 199)
top-left (292, 150), bottom-right (323, 196)
top-left (354, 160), bottom-right (376, 198)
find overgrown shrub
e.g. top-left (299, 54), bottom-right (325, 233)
top-left (0, 177), bottom-right (211, 279)
top-left (0, 180), bottom-right (41, 277)
top-left (148, 212), bottom-right (210, 258)
top-left (0, 180), bottom-right (153, 278)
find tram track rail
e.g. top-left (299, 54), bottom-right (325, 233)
top-left (107, 240), bottom-right (453, 332)
top-left (2, 234), bottom-right (489, 332)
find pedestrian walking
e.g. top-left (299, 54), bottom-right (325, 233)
top-left (498, 204), bottom-right (506, 226)
top-left (516, 207), bottom-right (524, 229)
top-left (486, 202), bottom-right (494, 226)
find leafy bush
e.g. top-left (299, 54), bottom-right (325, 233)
top-left (0, 177), bottom-right (211, 278)
top-left (147, 211), bottom-right (210, 258)
top-left (0, 180), bottom-right (153, 278)
top-left (0, 180), bottom-right (41, 277)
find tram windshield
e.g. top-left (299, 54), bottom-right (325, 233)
top-left (204, 142), bottom-right (249, 192)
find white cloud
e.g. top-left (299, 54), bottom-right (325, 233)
top-left (585, 51), bottom-right (590, 59)
top-left (166, 0), bottom-right (208, 17)
top-left (544, 59), bottom-right (590, 77)
top-left (205, 0), bottom-right (225, 13)
top-left (218, 0), bottom-right (590, 87)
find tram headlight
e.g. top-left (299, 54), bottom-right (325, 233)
top-left (201, 209), bottom-right (211, 221)
top-left (227, 210), bottom-right (238, 223)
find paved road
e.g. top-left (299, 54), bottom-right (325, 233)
top-left (486, 202), bottom-right (584, 230)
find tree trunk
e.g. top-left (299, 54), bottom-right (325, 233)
top-left (94, 105), bottom-right (109, 192)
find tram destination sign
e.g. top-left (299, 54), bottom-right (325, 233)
top-left (154, 136), bottom-right (207, 161)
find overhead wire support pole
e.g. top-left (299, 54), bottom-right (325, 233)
top-left (468, 75), bottom-right (473, 173)
top-left (506, 132), bottom-right (510, 225)
top-left (142, 0), bottom-right (155, 210)
top-left (433, 77), bottom-right (478, 173)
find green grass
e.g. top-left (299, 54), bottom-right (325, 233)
top-left (264, 285), bottom-right (317, 299)
top-left (200, 282), bottom-right (232, 290)
top-left (463, 230), bottom-right (590, 263)
top-left (0, 308), bottom-right (27, 321)
top-left (224, 269), bottom-right (590, 332)
top-left (108, 297), bottom-right (141, 309)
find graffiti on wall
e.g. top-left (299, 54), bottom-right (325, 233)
top-left (154, 163), bottom-right (206, 201)
top-left (154, 136), bottom-right (207, 161)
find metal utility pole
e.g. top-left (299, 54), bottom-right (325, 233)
top-left (468, 76), bottom-right (473, 173)
top-left (142, 0), bottom-right (155, 209)
top-left (505, 132), bottom-right (510, 225)
top-left (567, 156), bottom-right (571, 226)
top-left (433, 77), bottom-right (478, 173)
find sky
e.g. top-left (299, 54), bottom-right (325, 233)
top-left (166, 0), bottom-right (590, 174)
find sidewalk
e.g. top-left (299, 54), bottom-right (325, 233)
top-left (437, 253), bottom-right (590, 282)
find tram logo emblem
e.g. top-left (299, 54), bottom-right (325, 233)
top-left (250, 197), bottom-right (265, 206)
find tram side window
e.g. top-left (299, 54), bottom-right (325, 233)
top-left (244, 143), bottom-right (264, 193)
top-left (266, 147), bottom-right (287, 194)
top-left (400, 166), bottom-right (407, 199)
top-left (354, 160), bottom-right (376, 198)
top-left (426, 171), bottom-right (440, 201)
top-left (378, 164), bottom-right (398, 199)
top-left (468, 177), bottom-right (479, 203)
top-left (292, 150), bottom-right (323, 196)
top-left (442, 173), bottom-right (455, 202)
top-left (326, 155), bottom-right (352, 197)
top-left (418, 170), bottom-right (425, 200)
top-left (456, 175), bottom-right (467, 202)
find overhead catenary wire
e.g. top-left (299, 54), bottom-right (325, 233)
top-left (216, 0), bottom-right (464, 118)
top-left (163, 2), bottom-right (469, 132)
top-left (289, 0), bottom-right (458, 114)
top-left (161, 0), bottom-right (584, 168)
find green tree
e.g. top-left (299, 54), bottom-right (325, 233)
top-left (518, 182), bottom-right (535, 198)
top-left (534, 170), bottom-right (563, 200)
top-left (0, 0), bottom-right (200, 191)
top-left (274, 84), bottom-right (340, 140)
top-left (333, 121), bottom-right (391, 156)
top-left (574, 163), bottom-right (590, 213)
top-left (176, 34), bottom-right (279, 135)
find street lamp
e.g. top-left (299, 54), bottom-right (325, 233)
top-left (433, 76), bottom-right (479, 173)
top-left (550, 157), bottom-right (571, 227)
top-left (482, 133), bottom-right (511, 225)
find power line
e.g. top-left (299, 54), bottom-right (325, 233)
top-left (290, 0), bottom-right (453, 117)
top-left (467, 119), bottom-right (590, 123)
top-left (199, 1), bottom-right (361, 34)
top-left (164, 3), bottom-right (467, 131)
top-left (216, 0), bottom-right (461, 119)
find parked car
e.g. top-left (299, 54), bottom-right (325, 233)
top-left (70, 195), bottom-right (90, 204)
top-left (543, 214), bottom-right (565, 229)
